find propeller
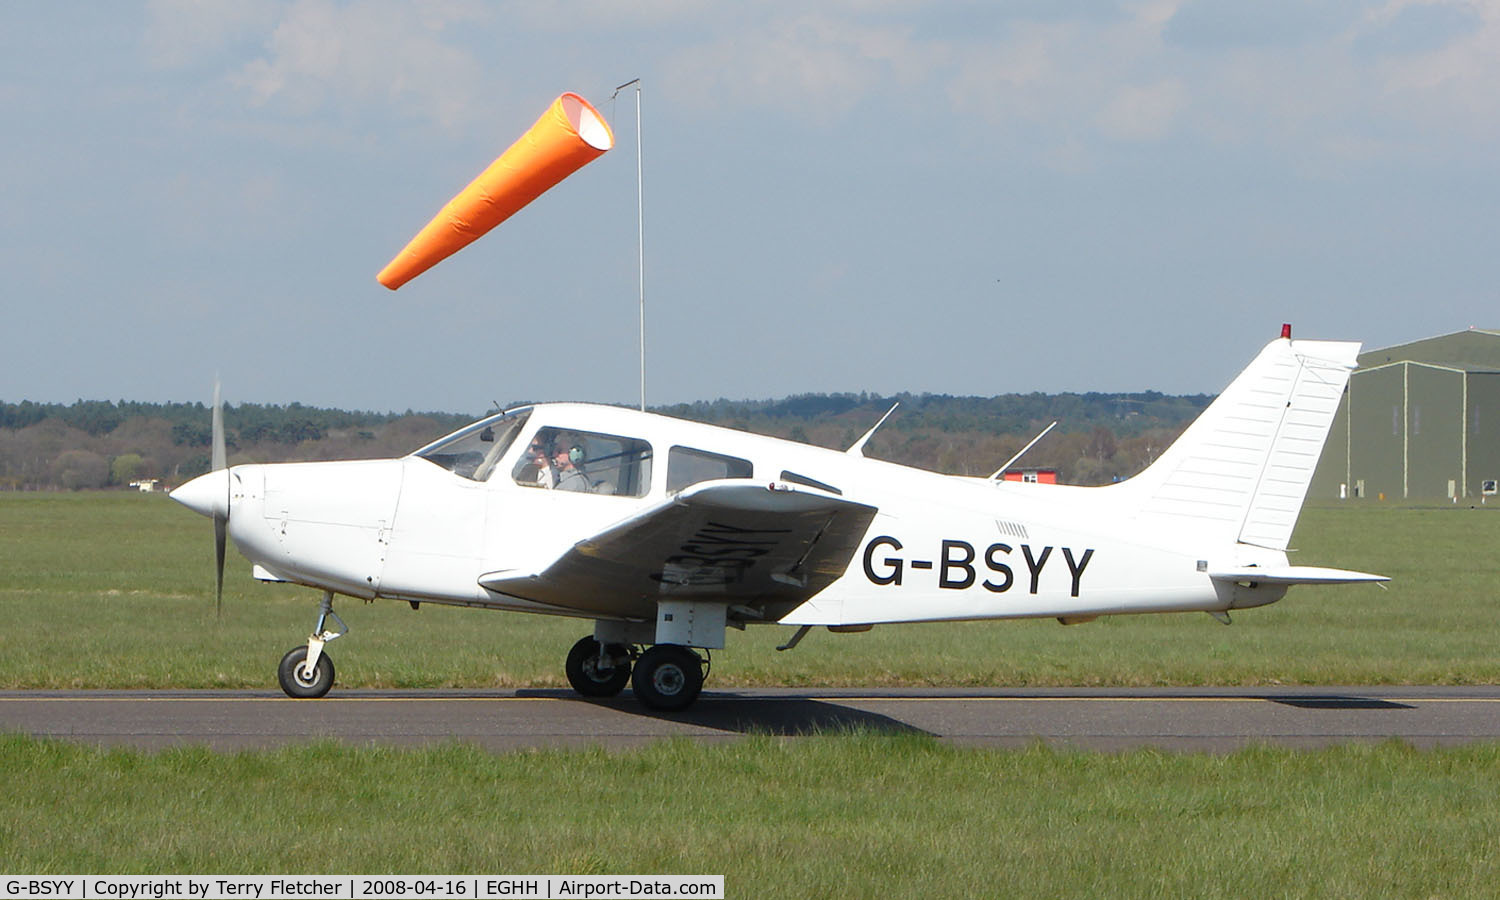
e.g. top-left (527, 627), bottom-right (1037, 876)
top-left (169, 380), bottom-right (234, 618)
top-left (211, 380), bottom-right (227, 617)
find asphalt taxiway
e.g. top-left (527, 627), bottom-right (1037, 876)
top-left (3, 686), bottom-right (1499, 752)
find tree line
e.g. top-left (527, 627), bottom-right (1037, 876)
top-left (0, 400), bottom-right (474, 491)
top-left (0, 390), bottom-right (1211, 492)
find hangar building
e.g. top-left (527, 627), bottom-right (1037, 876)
top-left (1311, 328), bottom-right (1500, 502)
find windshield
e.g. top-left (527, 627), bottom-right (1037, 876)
top-left (413, 409), bottom-right (532, 481)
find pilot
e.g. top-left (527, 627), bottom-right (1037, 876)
top-left (553, 443), bottom-right (592, 492)
top-left (519, 439), bottom-right (555, 488)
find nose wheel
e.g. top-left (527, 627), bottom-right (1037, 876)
top-left (277, 590), bottom-right (345, 698)
top-left (278, 646), bottom-right (335, 698)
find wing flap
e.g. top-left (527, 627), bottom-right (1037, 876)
top-left (479, 480), bottom-right (878, 619)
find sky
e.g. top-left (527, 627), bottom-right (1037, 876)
top-left (3, 1), bottom-right (1498, 415)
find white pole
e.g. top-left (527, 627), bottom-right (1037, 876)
top-left (634, 82), bottom-right (645, 413)
top-left (612, 79), bottom-right (646, 412)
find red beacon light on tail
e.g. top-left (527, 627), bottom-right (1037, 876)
top-left (1281, 323), bottom-right (1293, 339)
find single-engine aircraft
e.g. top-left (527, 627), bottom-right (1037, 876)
top-left (171, 327), bottom-right (1386, 711)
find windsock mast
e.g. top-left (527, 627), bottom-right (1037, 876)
top-left (611, 78), bottom-right (646, 412)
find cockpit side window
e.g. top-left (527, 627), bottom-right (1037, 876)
top-left (513, 427), bottom-right (653, 497)
top-left (667, 446), bottom-right (753, 494)
top-left (414, 410), bottom-right (531, 481)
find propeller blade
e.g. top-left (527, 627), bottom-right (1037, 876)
top-left (211, 380), bottom-right (226, 472)
top-left (211, 380), bottom-right (227, 618)
top-left (214, 513), bottom-right (226, 618)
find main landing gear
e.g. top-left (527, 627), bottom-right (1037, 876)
top-left (564, 636), bottom-right (632, 697)
top-left (563, 636), bottom-right (706, 712)
top-left (272, 593), bottom-right (708, 712)
top-left (631, 644), bottom-right (704, 712)
top-left (277, 590), bottom-right (345, 699)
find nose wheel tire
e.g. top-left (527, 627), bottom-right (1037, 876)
top-left (277, 646), bottom-right (335, 698)
top-left (631, 644), bottom-right (704, 712)
top-left (565, 636), bottom-right (632, 697)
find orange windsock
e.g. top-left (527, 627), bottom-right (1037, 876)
top-left (377, 92), bottom-right (614, 290)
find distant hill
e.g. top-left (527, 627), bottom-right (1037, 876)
top-left (0, 390), bottom-right (1211, 491)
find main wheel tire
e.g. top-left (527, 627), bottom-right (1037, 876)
top-left (631, 644), bottom-right (703, 712)
top-left (277, 646), bottom-right (335, 699)
top-left (565, 636), bottom-right (632, 697)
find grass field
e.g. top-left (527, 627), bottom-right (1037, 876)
top-left (1, 491), bottom-right (1498, 689)
top-left (3, 734), bottom-right (1500, 897)
top-left (4, 492), bottom-right (1500, 895)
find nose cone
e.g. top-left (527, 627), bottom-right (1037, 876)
top-left (171, 468), bottom-right (230, 519)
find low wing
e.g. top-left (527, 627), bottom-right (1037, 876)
top-left (479, 480), bottom-right (878, 621)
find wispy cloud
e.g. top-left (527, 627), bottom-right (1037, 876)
top-left (146, 0), bottom-right (493, 130)
top-left (662, 12), bottom-right (950, 117)
top-left (143, 0), bottom-right (281, 69)
top-left (239, 0), bottom-right (489, 128)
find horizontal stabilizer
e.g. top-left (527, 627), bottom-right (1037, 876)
top-left (1208, 566), bottom-right (1388, 585)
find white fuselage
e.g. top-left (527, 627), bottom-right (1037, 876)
top-left (170, 335), bottom-right (1380, 708)
top-left (204, 402), bottom-right (1282, 627)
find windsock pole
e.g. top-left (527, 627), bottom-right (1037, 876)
top-left (613, 78), bottom-right (646, 412)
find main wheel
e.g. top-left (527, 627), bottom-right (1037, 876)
top-left (277, 646), bottom-right (335, 698)
top-left (631, 644), bottom-right (703, 712)
top-left (565, 636), bottom-right (632, 697)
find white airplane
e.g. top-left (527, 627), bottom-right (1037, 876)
top-left (171, 329), bottom-right (1385, 711)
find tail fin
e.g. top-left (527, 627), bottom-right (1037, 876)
top-left (1123, 336), bottom-right (1359, 551)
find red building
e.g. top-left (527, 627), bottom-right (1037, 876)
top-left (1001, 467), bottom-right (1057, 484)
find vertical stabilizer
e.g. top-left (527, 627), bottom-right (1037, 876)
top-left (1125, 338), bottom-right (1359, 551)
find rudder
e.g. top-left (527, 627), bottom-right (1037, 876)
top-left (1124, 337), bottom-right (1359, 551)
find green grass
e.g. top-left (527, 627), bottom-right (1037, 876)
top-left (2, 492), bottom-right (1499, 688)
top-left (2, 733), bottom-right (1499, 897)
top-left (5, 494), bottom-right (1500, 895)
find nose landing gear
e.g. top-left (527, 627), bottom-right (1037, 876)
top-left (277, 645), bottom-right (335, 698)
top-left (277, 590), bottom-right (346, 698)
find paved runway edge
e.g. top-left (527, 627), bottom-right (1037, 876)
top-left (3, 687), bottom-right (1499, 752)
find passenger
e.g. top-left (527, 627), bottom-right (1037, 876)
top-left (553, 443), bottom-right (592, 492)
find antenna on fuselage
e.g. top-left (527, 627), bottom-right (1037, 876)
top-left (846, 403), bottom-right (900, 457)
top-left (988, 420), bottom-right (1058, 482)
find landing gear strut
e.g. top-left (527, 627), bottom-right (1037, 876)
top-left (277, 590), bottom-right (345, 698)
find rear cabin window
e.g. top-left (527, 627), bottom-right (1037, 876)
top-left (667, 446), bottom-right (753, 493)
top-left (513, 427), bottom-right (652, 497)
